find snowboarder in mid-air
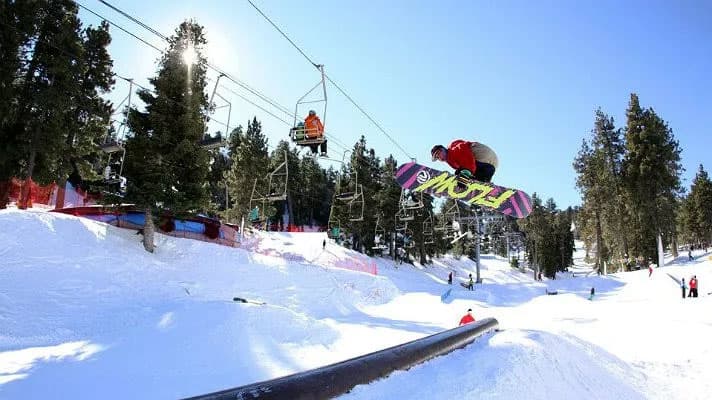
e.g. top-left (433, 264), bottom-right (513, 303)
top-left (431, 140), bottom-right (499, 183)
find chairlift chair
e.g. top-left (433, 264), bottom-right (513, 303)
top-left (335, 172), bottom-right (359, 202)
top-left (396, 207), bottom-right (415, 222)
top-left (327, 221), bottom-right (341, 240)
top-left (423, 213), bottom-right (434, 245)
top-left (400, 190), bottom-right (424, 210)
top-left (347, 184), bottom-right (364, 222)
top-left (290, 64), bottom-right (328, 155)
top-left (248, 179), bottom-right (268, 225)
top-left (266, 150), bottom-right (289, 201)
top-left (326, 201), bottom-right (341, 239)
top-left (199, 135), bottom-right (227, 150)
top-left (372, 215), bottom-right (389, 250)
top-left (395, 218), bottom-right (408, 232)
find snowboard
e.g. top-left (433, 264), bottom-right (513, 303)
top-left (395, 162), bottom-right (532, 219)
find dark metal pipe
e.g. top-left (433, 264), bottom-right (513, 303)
top-left (183, 318), bottom-right (498, 400)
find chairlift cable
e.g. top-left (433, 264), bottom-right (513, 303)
top-left (78, 1), bottom-right (412, 203)
top-left (245, 0), bottom-right (414, 161)
top-left (83, 1), bottom-right (295, 119)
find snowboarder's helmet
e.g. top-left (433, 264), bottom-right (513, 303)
top-left (431, 145), bottom-right (446, 161)
top-left (308, 110), bottom-right (316, 116)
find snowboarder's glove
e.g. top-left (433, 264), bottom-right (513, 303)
top-left (455, 168), bottom-right (474, 180)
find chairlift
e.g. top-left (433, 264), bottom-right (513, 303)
top-left (327, 222), bottom-right (341, 240)
top-left (100, 78), bottom-right (134, 196)
top-left (333, 169), bottom-right (364, 222)
top-left (199, 134), bottom-right (227, 150)
top-left (372, 215), bottom-right (388, 251)
top-left (335, 171), bottom-right (359, 202)
top-left (327, 201), bottom-right (341, 240)
top-left (266, 150), bottom-right (288, 201)
top-left (201, 74), bottom-right (232, 151)
top-left (248, 181), bottom-right (268, 224)
top-left (401, 190), bottom-right (423, 210)
top-left (290, 65), bottom-right (328, 156)
top-left (423, 213), bottom-right (434, 245)
top-left (395, 218), bottom-right (408, 232)
top-left (347, 184), bottom-right (364, 222)
top-left (434, 202), bottom-right (461, 236)
top-left (248, 151), bottom-right (289, 227)
top-left (248, 205), bottom-right (264, 224)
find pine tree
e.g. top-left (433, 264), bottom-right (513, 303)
top-left (123, 21), bottom-right (211, 252)
top-left (298, 154), bottom-right (334, 226)
top-left (573, 139), bottom-right (608, 271)
top-left (9, 1), bottom-right (86, 206)
top-left (0, 0), bottom-right (45, 206)
top-left (223, 117), bottom-right (269, 224)
top-left (341, 136), bottom-right (380, 252)
top-left (590, 109), bottom-right (629, 260)
top-left (623, 94), bottom-right (683, 261)
top-left (55, 20), bottom-right (114, 208)
top-left (684, 165), bottom-right (712, 246)
top-left (573, 110), bottom-right (629, 271)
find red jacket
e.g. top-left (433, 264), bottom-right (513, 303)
top-left (690, 278), bottom-right (697, 289)
top-left (459, 313), bottom-right (475, 326)
top-left (446, 140), bottom-right (476, 175)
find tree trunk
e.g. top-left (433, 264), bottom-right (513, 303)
top-left (143, 208), bottom-right (155, 253)
top-left (595, 208), bottom-right (603, 272)
top-left (0, 181), bottom-right (9, 209)
top-left (671, 234), bottom-right (679, 258)
top-left (19, 149), bottom-right (36, 209)
top-left (55, 177), bottom-right (67, 209)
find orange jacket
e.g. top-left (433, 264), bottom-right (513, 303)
top-left (459, 313), bottom-right (475, 326)
top-left (304, 114), bottom-right (324, 138)
top-left (446, 140), bottom-right (477, 175)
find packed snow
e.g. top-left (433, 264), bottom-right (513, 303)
top-left (1, 209), bottom-right (711, 399)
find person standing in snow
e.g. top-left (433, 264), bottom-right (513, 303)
top-left (588, 287), bottom-right (595, 301)
top-left (448, 271), bottom-right (453, 285)
top-left (681, 278), bottom-right (687, 298)
top-left (459, 309), bottom-right (475, 326)
top-left (648, 264), bottom-right (653, 278)
top-left (322, 238), bottom-right (326, 250)
top-left (466, 273), bottom-right (474, 291)
top-left (689, 275), bottom-right (698, 298)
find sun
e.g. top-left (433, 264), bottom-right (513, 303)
top-left (182, 45), bottom-right (197, 65)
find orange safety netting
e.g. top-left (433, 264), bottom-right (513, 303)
top-left (0, 178), bottom-right (98, 209)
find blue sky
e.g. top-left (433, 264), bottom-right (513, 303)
top-left (77, 0), bottom-right (712, 209)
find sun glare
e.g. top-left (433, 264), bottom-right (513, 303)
top-left (182, 45), bottom-right (197, 65)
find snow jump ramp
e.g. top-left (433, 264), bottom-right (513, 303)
top-left (183, 318), bottom-right (498, 400)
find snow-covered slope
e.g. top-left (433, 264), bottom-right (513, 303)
top-left (1, 209), bottom-right (711, 399)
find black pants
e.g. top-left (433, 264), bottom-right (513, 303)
top-left (309, 140), bottom-right (327, 155)
top-left (475, 161), bottom-right (495, 182)
top-left (689, 288), bottom-right (698, 297)
top-left (682, 287), bottom-right (686, 298)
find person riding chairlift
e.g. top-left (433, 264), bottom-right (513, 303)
top-left (304, 110), bottom-right (327, 156)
